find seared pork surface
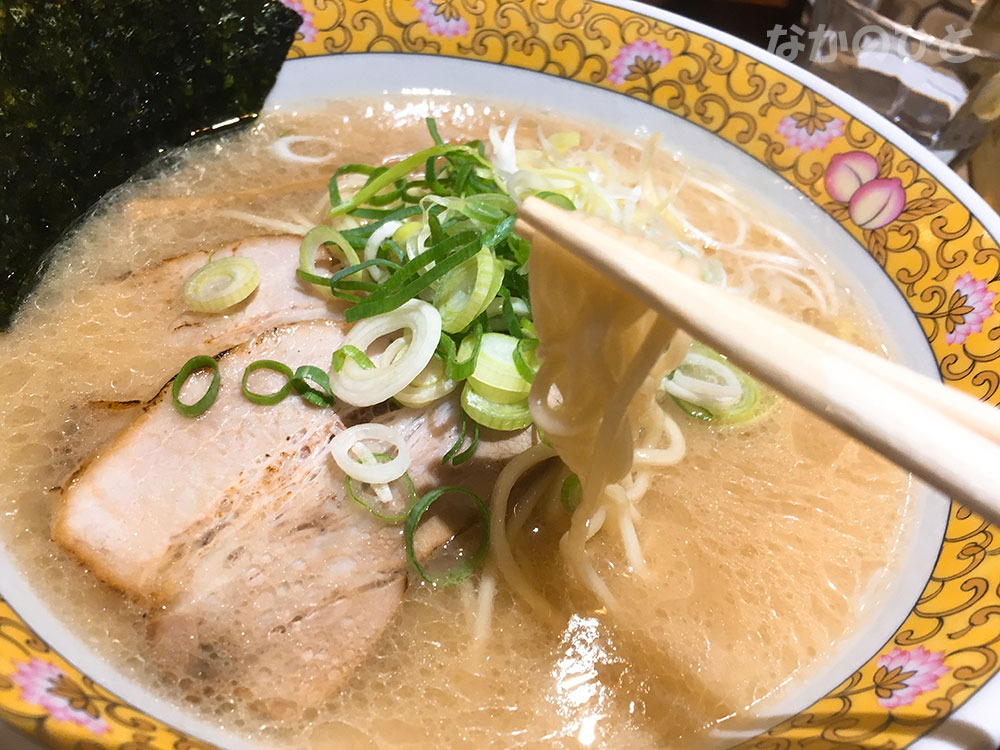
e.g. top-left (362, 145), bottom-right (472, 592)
top-left (95, 235), bottom-right (337, 402)
top-left (55, 320), bottom-right (353, 593)
top-left (149, 399), bottom-right (529, 712)
top-left (57, 320), bottom-right (532, 709)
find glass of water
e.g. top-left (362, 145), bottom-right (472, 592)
top-left (802, 0), bottom-right (1000, 165)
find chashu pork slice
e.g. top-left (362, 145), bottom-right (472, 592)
top-left (54, 319), bottom-right (353, 594)
top-left (148, 397), bottom-right (531, 713)
top-left (56, 319), bottom-right (533, 710)
top-left (98, 235), bottom-right (340, 402)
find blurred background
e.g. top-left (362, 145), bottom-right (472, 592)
top-left (645, 0), bottom-right (1000, 207)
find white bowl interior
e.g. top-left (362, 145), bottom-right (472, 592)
top-left (0, 52), bottom-right (964, 749)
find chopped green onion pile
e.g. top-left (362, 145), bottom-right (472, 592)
top-left (300, 118), bottom-right (549, 438)
top-left (173, 119), bottom-right (560, 437)
top-left (163, 118), bottom-right (769, 590)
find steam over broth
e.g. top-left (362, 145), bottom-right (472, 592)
top-left (0, 98), bottom-right (910, 748)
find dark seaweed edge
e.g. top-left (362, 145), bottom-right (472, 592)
top-left (0, 0), bottom-right (302, 329)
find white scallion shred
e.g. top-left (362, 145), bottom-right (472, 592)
top-left (330, 423), bottom-right (411, 485)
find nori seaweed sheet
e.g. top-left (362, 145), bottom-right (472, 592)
top-left (0, 0), bottom-right (301, 329)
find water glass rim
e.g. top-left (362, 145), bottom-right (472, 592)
top-left (841, 0), bottom-right (1000, 61)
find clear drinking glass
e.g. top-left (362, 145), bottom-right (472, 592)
top-left (803, 0), bottom-right (1000, 165)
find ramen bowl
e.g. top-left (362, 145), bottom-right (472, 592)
top-left (2, 1), bottom-right (1000, 748)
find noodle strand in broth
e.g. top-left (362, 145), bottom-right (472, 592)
top-left (0, 98), bottom-right (912, 749)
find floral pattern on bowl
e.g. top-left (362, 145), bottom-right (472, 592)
top-left (4, 0), bottom-right (1000, 748)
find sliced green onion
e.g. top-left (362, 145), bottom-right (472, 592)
top-left (347, 237), bottom-right (480, 322)
top-left (327, 162), bottom-right (381, 206)
top-left (451, 162), bottom-right (474, 195)
top-left (297, 125), bottom-right (542, 430)
top-left (441, 418), bottom-right (480, 466)
top-left (183, 256), bottom-right (260, 313)
top-left (347, 474), bottom-right (416, 522)
top-left (482, 214), bottom-right (517, 249)
top-left (468, 333), bottom-right (532, 404)
top-left (330, 278), bottom-right (377, 293)
top-left (438, 215), bottom-right (465, 235)
top-left (291, 365), bottom-right (335, 407)
top-left (331, 144), bottom-right (476, 217)
top-left (405, 486), bottom-right (489, 587)
top-left (663, 343), bottom-right (763, 424)
top-left (669, 396), bottom-right (714, 422)
top-left (461, 381), bottom-right (532, 431)
top-left (441, 417), bottom-right (467, 463)
top-left (560, 474), bottom-right (582, 510)
top-left (441, 324), bottom-right (484, 381)
top-left (449, 422), bottom-right (480, 465)
top-left (332, 345), bottom-right (376, 373)
top-left (395, 354), bottom-right (456, 408)
top-left (716, 373), bottom-right (760, 423)
top-left (402, 180), bottom-right (431, 204)
top-left (512, 338), bottom-right (540, 384)
top-left (427, 213), bottom-right (445, 245)
top-left (535, 191), bottom-right (575, 211)
top-left (332, 423), bottom-right (411, 486)
top-left (171, 355), bottom-right (221, 418)
top-left (241, 361), bottom-right (334, 408)
top-left (299, 226), bottom-right (361, 289)
top-left (519, 319), bottom-right (539, 339)
top-left (485, 292), bottom-right (529, 322)
top-left (330, 300), bottom-right (442, 407)
top-left (508, 234), bottom-right (531, 266)
top-left (424, 162), bottom-right (447, 198)
top-left (346, 456), bottom-right (417, 523)
top-left (360, 167), bottom-right (408, 207)
top-left (382, 239), bottom-right (406, 263)
top-left (241, 359), bottom-right (293, 405)
top-left (503, 266), bottom-right (530, 302)
top-left (466, 138), bottom-right (488, 157)
top-left (340, 205), bottom-right (424, 247)
top-left (346, 233), bottom-right (481, 322)
top-left (463, 194), bottom-right (517, 225)
top-left (500, 288), bottom-right (524, 338)
top-left (297, 268), bottom-right (346, 289)
top-left (479, 257), bottom-right (507, 318)
top-left (393, 221), bottom-right (423, 244)
top-left (350, 206), bottom-right (403, 220)
top-left (383, 231), bottom-right (479, 292)
top-left (326, 258), bottom-right (401, 300)
top-left (425, 116), bottom-right (445, 146)
top-left (434, 248), bottom-right (503, 334)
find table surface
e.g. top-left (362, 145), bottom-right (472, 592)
top-left (1, 720), bottom-right (40, 750)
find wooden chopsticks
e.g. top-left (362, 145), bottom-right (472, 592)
top-left (517, 196), bottom-right (1000, 523)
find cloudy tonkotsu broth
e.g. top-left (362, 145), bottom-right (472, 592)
top-left (0, 98), bottom-right (911, 748)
